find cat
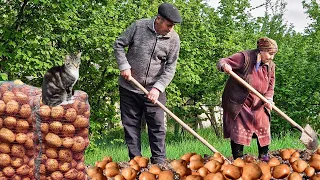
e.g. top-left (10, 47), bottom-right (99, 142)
top-left (42, 52), bottom-right (82, 106)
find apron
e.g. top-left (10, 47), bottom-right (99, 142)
top-left (223, 64), bottom-right (271, 146)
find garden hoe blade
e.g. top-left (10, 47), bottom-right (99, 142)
top-left (300, 124), bottom-right (318, 150)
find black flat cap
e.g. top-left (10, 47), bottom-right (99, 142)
top-left (158, 3), bottom-right (182, 23)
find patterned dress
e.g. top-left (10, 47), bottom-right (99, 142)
top-left (220, 52), bottom-right (275, 147)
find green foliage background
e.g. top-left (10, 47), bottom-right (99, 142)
top-left (1, 0), bottom-right (319, 150)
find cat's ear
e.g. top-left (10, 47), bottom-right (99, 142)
top-left (77, 52), bottom-right (82, 59)
top-left (65, 55), bottom-right (70, 62)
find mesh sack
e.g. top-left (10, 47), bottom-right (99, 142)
top-left (34, 90), bottom-right (90, 179)
top-left (0, 81), bottom-right (41, 179)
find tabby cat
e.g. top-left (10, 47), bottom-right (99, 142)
top-left (42, 52), bottom-right (82, 106)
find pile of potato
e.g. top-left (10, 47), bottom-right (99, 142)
top-left (87, 147), bottom-right (320, 180)
top-left (0, 81), bottom-right (90, 179)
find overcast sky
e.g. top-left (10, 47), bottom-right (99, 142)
top-left (207, 0), bottom-right (316, 33)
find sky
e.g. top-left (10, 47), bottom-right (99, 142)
top-left (207, 0), bottom-right (316, 33)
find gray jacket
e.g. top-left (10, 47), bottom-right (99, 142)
top-left (114, 18), bottom-right (180, 94)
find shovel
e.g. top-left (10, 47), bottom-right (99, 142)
top-left (229, 70), bottom-right (319, 150)
top-left (128, 77), bottom-right (231, 163)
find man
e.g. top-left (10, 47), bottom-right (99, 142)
top-left (217, 37), bottom-right (278, 161)
top-left (114, 3), bottom-right (182, 164)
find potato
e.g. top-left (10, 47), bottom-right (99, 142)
top-left (305, 166), bottom-right (315, 177)
top-left (50, 171), bottom-right (64, 180)
top-left (281, 149), bottom-right (291, 160)
top-left (105, 167), bottom-right (120, 177)
top-left (73, 152), bottom-right (84, 161)
top-left (19, 104), bottom-right (32, 118)
top-left (46, 148), bottom-right (58, 159)
top-left (310, 174), bottom-right (320, 180)
top-left (16, 164), bottom-right (30, 176)
top-left (71, 159), bottom-right (77, 168)
top-left (222, 164), bottom-right (241, 179)
top-left (59, 162), bottom-right (72, 172)
top-left (181, 152), bottom-right (196, 163)
top-left (196, 167), bottom-right (208, 177)
top-left (171, 159), bottom-right (187, 170)
top-left (5, 100), bottom-right (19, 115)
top-left (23, 155), bottom-right (29, 164)
top-left (58, 149), bottom-right (73, 162)
top-left (309, 158), bottom-right (320, 170)
top-left (2, 91), bottom-right (15, 103)
top-left (257, 162), bottom-right (272, 180)
top-left (114, 174), bottom-right (125, 180)
top-left (76, 161), bottom-right (86, 171)
top-left (3, 116), bottom-right (17, 129)
top-left (268, 157), bottom-right (280, 167)
top-left (65, 108), bottom-right (77, 122)
top-left (39, 105), bottom-right (51, 119)
top-left (62, 124), bottom-right (75, 137)
top-left (0, 100), bottom-right (6, 115)
top-left (272, 164), bottom-right (290, 179)
top-left (175, 165), bottom-right (191, 177)
top-left (71, 136), bottom-right (86, 152)
top-left (28, 158), bottom-right (34, 167)
top-left (26, 113), bottom-right (35, 124)
top-left (77, 128), bottom-right (89, 137)
top-left (39, 163), bottom-right (46, 174)
top-left (49, 121), bottom-right (63, 134)
top-left (78, 91), bottom-right (88, 101)
top-left (40, 122), bottom-right (49, 134)
top-left (0, 153), bottom-right (11, 167)
top-left (45, 133), bottom-right (62, 148)
top-left (2, 166), bottom-right (15, 177)
top-left (158, 170), bottom-right (174, 180)
top-left (288, 172), bottom-right (302, 180)
top-left (11, 157), bottom-right (24, 168)
top-left (15, 91), bottom-right (29, 104)
top-left (136, 156), bottom-right (149, 168)
top-left (64, 168), bottom-right (78, 179)
top-left (72, 100), bottom-right (87, 114)
top-left (121, 167), bottom-right (137, 180)
top-left (62, 137), bottom-right (74, 148)
top-left (51, 105), bottom-right (64, 119)
top-left (77, 171), bottom-right (86, 180)
top-left (190, 154), bottom-right (203, 162)
top-left (11, 144), bottom-right (26, 158)
top-left (0, 127), bottom-right (15, 143)
top-left (190, 160), bottom-right (204, 170)
top-left (84, 110), bottom-right (90, 118)
top-left (46, 158), bottom-right (59, 172)
top-left (139, 171), bottom-right (156, 180)
top-left (73, 115), bottom-right (89, 128)
top-left (204, 159), bottom-right (221, 173)
top-left (15, 133), bottom-right (27, 144)
top-left (241, 163), bottom-right (262, 180)
top-left (24, 138), bottom-right (34, 149)
top-left (291, 159), bottom-right (308, 173)
top-left (15, 119), bottom-right (29, 133)
top-left (0, 142), bottom-right (10, 153)
top-left (149, 165), bottom-right (161, 175)
top-left (233, 157), bottom-right (246, 167)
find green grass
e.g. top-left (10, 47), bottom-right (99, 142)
top-left (84, 128), bottom-right (307, 165)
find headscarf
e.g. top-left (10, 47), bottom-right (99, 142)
top-left (257, 37), bottom-right (278, 52)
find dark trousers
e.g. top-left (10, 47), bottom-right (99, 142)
top-left (231, 138), bottom-right (269, 159)
top-left (119, 86), bottom-right (166, 163)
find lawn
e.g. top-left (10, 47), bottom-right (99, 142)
top-left (84, 128), bottom-right (306, 165)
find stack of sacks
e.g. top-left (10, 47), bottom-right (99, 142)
top-left (0, 81), bottom-right (90, 179)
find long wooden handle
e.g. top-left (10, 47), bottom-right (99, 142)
top-left (129, 77), bottom-right (230, 163)
top-left (229, 71), bottom-right (305, 132)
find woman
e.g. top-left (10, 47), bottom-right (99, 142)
top-left (217, 37), bottom-right (278, 161)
